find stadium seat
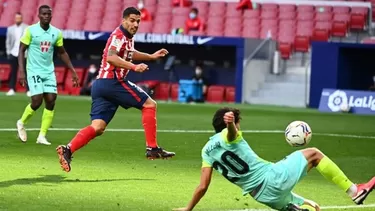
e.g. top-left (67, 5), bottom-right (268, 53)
top-left (312, 29), bottom-right (329, 42)
top-left (55, 67), bottom-right (67, 92)
top-left (0, 64), bottom-right (11, 82)
top-left (350, 14), bottom-right (366, 30)
top-left (153, 82), bottom-right (170, 100)
top-left (224, 86), bottom-right (235, 103)
top-left (333, 6), bottom-right (350, 14)
top-left (279, 4), bottom-right (296, 12)
top-left (0, 64), bottom-right (10, 90)
top-left (62, 68), bottom-right (85, 95)
top-left (331, 21), bottom-right (348, 37)
top-left (279, 42), bottom-right (293, 60)
top-left (171, 83), bottom-right (179, 101)
top-left (294, 36), bottom-right (310, 52)
top-left (206, 85), bottom-right (225, 103)
top-left (243, 9), bottom-right (260, 19)
top-left (261, 3), bottom-right (278, 11)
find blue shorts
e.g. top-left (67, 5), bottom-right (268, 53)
top-left (255, 151), bottom-right (308, 210)
top-left (90, 78), bottom-right (149, 124)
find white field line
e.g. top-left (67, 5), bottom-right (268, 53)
top-left (228, 203), bottom-right (375, 210)
top-left (0, 128), bottom-right (374, 139)
top-left (1, 127), bottom-right (374, 209)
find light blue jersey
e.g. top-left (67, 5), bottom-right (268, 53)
top-left (20, 23), bottom-right (63, 96)
top-left (201, 129), bottom-right (272, 195)
top-left (20, 22), bottom-right (63, 75)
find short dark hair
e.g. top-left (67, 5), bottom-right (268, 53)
top-left (123, 7), bottom-right (141, 18)
top-left (15, 12), bottom-right (22, 16)
top-left (191, 8), bottom-right (198, 14)
top-left (212, 107), bottom-right (241, 133)
top-left (39, 5), bottom-right (51, 13)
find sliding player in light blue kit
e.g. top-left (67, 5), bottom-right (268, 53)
top-left (174, 107), bottom-right (375, 211)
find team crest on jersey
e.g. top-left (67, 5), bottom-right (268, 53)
top-left (40, 41), bottom-right (51, 52)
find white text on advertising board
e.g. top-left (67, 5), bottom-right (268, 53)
top-left (134, 33), bottom-right (194, 45)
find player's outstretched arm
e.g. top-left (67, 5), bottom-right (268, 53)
top-left (224, 111), bottom-right (238, 142)
top-left (173, 167), bottom-right (213, 211)
top-left (132, 49), bottom-right (168, 61)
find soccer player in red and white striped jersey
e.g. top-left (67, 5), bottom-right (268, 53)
top-left (56, 7), bottom-right (175, 172)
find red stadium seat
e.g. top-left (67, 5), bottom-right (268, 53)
top-left (279, 42), bottom-right (293, 60)
top-left (331, 21), bottom-right (348, 37)
top-left (62, 68), bottom-right (85, 95)
top-left (297, 12), bottom-right (314, 21)
top-left (350, 14), bottom-right (366, 30)
top-left (55, 67), bottom-right (67, 84)
top-left (279, 11), bottom-right (296, 20)
top-left (294, 36), bottom-right (310, 52)
top-left (224, 86), bottom-right (235, 103)
top-left (0, 64), bottom-right (11, 82)
top-left (153, 83), bottom-right (170, 100)
top-left (333, 6), bottom-right (350, 14)
top-left (171, 83), bottom-right (179, 101)
top-left (279, 4), bottom-right (296, 12)
top-left (315, 13), bottom-right (333, 21)
top-left (312, 29), bottom-right (329, 42)
top-left (206, 85), bottom-right (225, 103)
top-left (243, 10), bottom-right (260, 19)
top-left (261, 3), bottom-right (278, 11)
top-left (297, 5), bottom-right (314, 13)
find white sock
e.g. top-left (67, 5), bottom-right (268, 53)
top-left (346, 184), bottom-right (358, 197)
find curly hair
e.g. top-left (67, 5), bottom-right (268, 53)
top-left (212, 107), bottom-right (241, 133)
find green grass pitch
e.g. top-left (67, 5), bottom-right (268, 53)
top-left (0, 94), bottom-right (374, 211)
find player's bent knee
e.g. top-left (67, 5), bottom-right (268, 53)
top-left (45, 101), bottom-right (55, 110)
top-left (90, 119), bottom-right (107, 136)
top-left (30, 96), bottom-right (43, 110)
top-left (302, 147), bottom-right (324, 167)
top-left (143, 97), bottom-right (157, 108)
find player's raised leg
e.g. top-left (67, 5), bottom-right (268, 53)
top-left (301, 147), bottom-right (375, 205)
top-left (36, 92), bottom-right (57, 145)
top-left (16, 79), bottom-right (45, 143)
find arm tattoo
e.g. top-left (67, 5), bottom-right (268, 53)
top-left (108, 49), bottom-right (118, 56)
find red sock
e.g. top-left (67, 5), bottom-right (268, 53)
top-left (142, 107), bottom-right (158, 148)
top-left (68, 126), bottom-right (97, 153)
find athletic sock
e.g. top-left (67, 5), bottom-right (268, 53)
top-left (316, 156), bottom-right (356, 196)
top-left (142, 107), bottom-right (158, 148)
top-left (39, 108), bottom-right (54, 137)
top-left (20, 104), bottom-right (35, 124)
top-left (67, 126), bottom-right (97, 153)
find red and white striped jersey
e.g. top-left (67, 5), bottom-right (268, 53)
top-left (97, 25), bottom-right (135, 79)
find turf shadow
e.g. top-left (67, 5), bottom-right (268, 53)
top-left (0, 174), bottom-right (155, 187)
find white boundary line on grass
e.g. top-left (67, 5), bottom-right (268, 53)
top-left (0, 128), bottom-right (374, 139)
top-left (228, 203), bottom-right (375, 210)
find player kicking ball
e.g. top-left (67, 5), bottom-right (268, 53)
top-left (16, 5), bottom-right (79, 145)
top-left (174, 107), bottom-right (375, 211)
top-left (56, 7), bottom-right (175, 172)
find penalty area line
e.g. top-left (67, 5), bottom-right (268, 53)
top-left (0, 128), bottom-right (374, 139)
top-left (227, 203), bottom-right (375, 211)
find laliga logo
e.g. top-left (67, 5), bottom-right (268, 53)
top-left (328, 90), bottom-right (348, 112)
top-left (328, 90), bottom-right (375, 111)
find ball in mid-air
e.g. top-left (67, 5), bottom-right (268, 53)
top-left (285, 120), bottom-right (312, 147)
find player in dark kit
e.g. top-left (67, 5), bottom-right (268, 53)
top-left (56, 7), bottom-right (175, 172)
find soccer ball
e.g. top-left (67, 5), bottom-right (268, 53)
top-left (285, 121), bottom-right (312, 147)
top-left (340, 103), bottom-right (350, 113)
